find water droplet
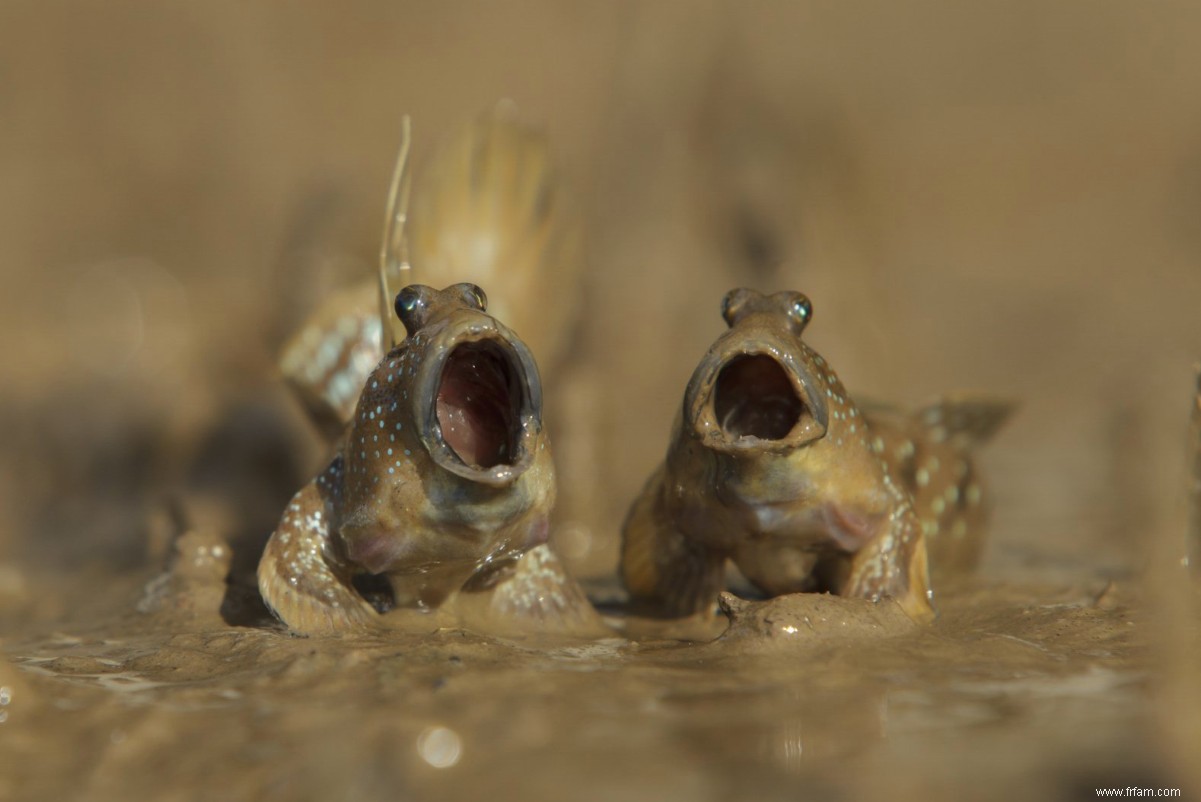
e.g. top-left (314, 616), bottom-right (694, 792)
top-left (417, 725), bottom-right (462, 768)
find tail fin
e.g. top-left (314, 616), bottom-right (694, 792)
top-left (917, 395), bottom-right (1016, 450)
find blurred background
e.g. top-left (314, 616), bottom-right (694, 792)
top-left (3, 0), bottom-right (1199, 580)
top-left (2, 2), bottom-right (1200, 798)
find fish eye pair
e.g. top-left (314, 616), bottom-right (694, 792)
top-left (259, 282), bottom-right (1006, 637)
top-left (395, 283), bottom-right (487, 336)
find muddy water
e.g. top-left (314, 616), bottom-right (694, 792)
top-left (0, 554), bottom-right (1175, 801)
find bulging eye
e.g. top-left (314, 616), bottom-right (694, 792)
top-left (788, 294), bottom-right (813, 328)
top-left (459, 283), bottom-right (487, 311)
top-left (395, 285), bottom-right (432, 336)
top-left (721, 288), bottom-right (758, 327)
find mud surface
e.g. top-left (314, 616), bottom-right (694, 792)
top-left (2, 3), bottom-right (1201, 800)
top-left (0, 567), bottom-right (1166, 802)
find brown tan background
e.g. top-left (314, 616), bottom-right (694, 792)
top-left (5, 1), bottom-right (1200, 576)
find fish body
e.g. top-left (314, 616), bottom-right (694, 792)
top-left (621, 288), bottom-right (1007, 622)
top-left (258, 283), bottom-right (595, 635)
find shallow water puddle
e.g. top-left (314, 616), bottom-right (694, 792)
top-left (0, 567), bottom-right (1161, 802)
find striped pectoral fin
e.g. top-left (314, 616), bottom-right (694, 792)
top-left (620, 472), bottom-right (726, 618)
top-left (257, 472), bottom-right (379, 635)
top-left (844, 507), bottom-right (934, 624)
top-left (454, 545), bottom-right (610, 639)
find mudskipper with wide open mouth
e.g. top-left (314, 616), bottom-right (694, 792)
top-left (258, 283), bottom-right (600, 636)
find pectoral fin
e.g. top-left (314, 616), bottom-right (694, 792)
top-left (620, 469), bottom-right (727, 618)
top-left (844, 506), bottom-right (934, 624)
top-left (257, 461), bottom-right (379, 635)
top-left (453, 545), bottom-right (610, 638)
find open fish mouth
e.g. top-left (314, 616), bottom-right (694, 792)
top-left (685, 344), bottom-right (828, 453)
top-left (417, 320), bottom-right (542, 486)
top-left (713, 354), bottom-right (804, 441)
top-left (436, 340), bottom-right (523, 470)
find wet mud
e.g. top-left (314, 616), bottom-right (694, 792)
top-left (0, 560), bottom-right (1164, 802)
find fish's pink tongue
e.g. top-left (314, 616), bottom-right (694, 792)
top-left (437, 393), bottom-right (507, 468)
top-left (435, 341), bottom-right (519, 469)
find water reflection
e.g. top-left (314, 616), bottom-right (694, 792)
top-left (663, 684), bottom-right (887, 784)
top-left (762, 717), bottom-right (803, 774)
top-left (417, 725), bottom-right (463, 769)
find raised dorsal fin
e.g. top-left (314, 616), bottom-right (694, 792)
top-left (377, 115), bottom-right (413, 350)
